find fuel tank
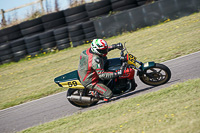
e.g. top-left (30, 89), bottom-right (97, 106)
top-left (104, 58), bottom-right (122, 71)
top-left (105, 58), bottom-right (135, 79)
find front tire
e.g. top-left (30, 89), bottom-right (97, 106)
top-left (67, 88), bottom-right (99, 108)
top-left (139, 63), bottom-right (171, 86)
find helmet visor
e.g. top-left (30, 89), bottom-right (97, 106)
top-left (97, 48), bottom-right (108, 54)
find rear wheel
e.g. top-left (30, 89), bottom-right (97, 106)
top-left (139, 63), bottom-right (171, 86)
top-left (67, 88), bottom-right (99, 108)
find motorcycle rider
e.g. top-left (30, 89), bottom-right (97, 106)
top-left (78, 39), bottom-right (126, 102)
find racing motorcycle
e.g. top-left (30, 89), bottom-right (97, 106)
top-left (54, 43), bottom-right (171, 108)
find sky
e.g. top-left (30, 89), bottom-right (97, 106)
top-left (0, 0), bottom-right (70, 22)
top-left (0, 0), bottom-right (70, 11)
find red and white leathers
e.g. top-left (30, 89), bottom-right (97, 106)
top-left (78, 45), bottom-right (119, 99)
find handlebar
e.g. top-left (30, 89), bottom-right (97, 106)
top-left (120, 49), bottom-right (124, 58)
top-left (118, 42), bottom-right (144, 72)
top-left (120, 47), bottom-right (128, 62)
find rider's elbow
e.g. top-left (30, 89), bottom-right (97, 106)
top-left (98, 74), bottom-right (106, 80)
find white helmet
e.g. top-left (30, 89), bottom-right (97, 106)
top-left (91, 39), bottom-right (108, 56)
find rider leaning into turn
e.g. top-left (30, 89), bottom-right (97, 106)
top-left (78, 39), bottom-right (126, 102)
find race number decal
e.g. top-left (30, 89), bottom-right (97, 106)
top-left (128, 54), bottom-right (136, 63)
top-left (68, 81), bottom-right (78, 87)
top-left (128, 53), bottom-right (137, 67)
top-left (60, 80), bottom-right (85, 89)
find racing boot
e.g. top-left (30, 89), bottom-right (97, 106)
top-left (104, 98), bottom-right (110, 102)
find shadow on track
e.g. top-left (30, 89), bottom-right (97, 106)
top-left (95, 79), bottom-right (180, 106)
top-left (95, 86), bottom-right (155, 106)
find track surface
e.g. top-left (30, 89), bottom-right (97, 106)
top-left (0, 51), bottom-right (200, 133)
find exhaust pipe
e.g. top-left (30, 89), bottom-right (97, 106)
top-left (67, 95), bottom-right (99, 103)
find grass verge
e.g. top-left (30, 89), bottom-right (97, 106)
top-left (20, 78), bottom-right (200, 133)
top-left (0, 12), bottom-right (200, 110)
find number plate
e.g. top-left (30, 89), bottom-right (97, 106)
top-left (128, 53), bottom-right (137, 67)
top-left (60, 80), bottom-right (84, 89)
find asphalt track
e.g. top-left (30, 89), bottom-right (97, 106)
top-left (0, 51), bottom-right (200, 133)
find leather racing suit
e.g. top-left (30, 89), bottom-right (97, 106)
top-left (78, 45), bottom-right (120, 99)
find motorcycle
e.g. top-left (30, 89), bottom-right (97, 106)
top-left (54, 43), bottom-right (171, 108)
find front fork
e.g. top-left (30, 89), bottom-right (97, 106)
top-left (136, 61), bottom-right (156, 78)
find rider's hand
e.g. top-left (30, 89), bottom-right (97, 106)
top-left (117, 62), bottom-right (127, 76)
top-left (116, 43), bottom-right (123, 50)
top-left (113, 43), bottom-right (123, 50)
top-left (117, 69), bottom-right (123, 76)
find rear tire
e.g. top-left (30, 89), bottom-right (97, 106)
top-left (67, 88), bottom-right (99, 108)
top-left (139, 63), bottom-right (171, 86)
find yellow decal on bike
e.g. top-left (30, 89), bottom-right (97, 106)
top-left (60, 80), bottom-right (85, 89)
top-left (128, 53), bottom-right (137, 67)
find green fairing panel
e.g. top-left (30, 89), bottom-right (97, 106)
top-left (54, 70), bottom-right (79, 84)
top-left (141, 62), bottom-right (155, 71)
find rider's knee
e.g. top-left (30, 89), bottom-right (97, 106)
top-left (104, 89), bottom-right (113, 99)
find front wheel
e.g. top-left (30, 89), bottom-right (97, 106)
top-left (67, 88), bottom-right (99, 108)
top-left (139, 63), bottom-right (171, 86)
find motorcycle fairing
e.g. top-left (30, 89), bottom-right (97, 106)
top-left (137, 61), bottom-right (155, 76)
top-left (54, 57), bottom-right (136, 89)
top-left (118, 67), bottom-right (135, 80)
top-left (141, 62), bottom-right (155, 71)
top-left (54, 70), bottom-right (85, 89)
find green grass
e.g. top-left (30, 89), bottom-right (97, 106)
top-left (0, 12), bottom-right (200, 110)
top-left (19, 78), bottom-right (200, 133)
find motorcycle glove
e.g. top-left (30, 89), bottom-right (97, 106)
top-left (116, 43), bottom-right (123, 50)
top-left (117, 69), bottom-right (123, 76)
top-left (109, 43), bottom-right (123, 51)
top-left (116, 62), bottom-right (127, 76)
